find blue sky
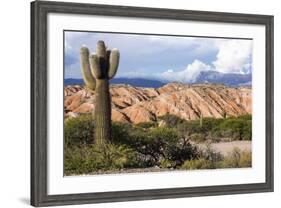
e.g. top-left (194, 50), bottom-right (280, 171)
top-left (64, 31), bottom-right (252, 83)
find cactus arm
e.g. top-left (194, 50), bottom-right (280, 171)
top-left (96, 41), bottom-right (107, 76)
top-left (108, 48), bottom-right (120, 79)
top-left (89, 53), bottom-right (102, 79)
top-left (80, 46), bottom-right (96, 90)
top-left (96, 40), bottom-right (107, 58)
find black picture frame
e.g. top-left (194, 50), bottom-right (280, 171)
top-left (31, 0), bottom-right (274, 207)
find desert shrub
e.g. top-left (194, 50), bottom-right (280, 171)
top-left (239, 114), bottom-right (252, 120)
top-left (64, 114), bottom-right (94, 146)
top-left (200, 117), bottom-right (223, 131)
top-left (189, 133), bottom-right (206, 143)
top-left (141, 128), bottom-right (198, 167)
top-left (64, 118), bottom-right (134, 146)
top-left (131, 127), bottom-right (179, 166)
top-left (212, 116), bottom-right (252, 141)
top-left (166, 115), bottom-right (223, 141)
top-left (111, 122), bottom-right (132, 142)
top-left (159, 159), bottom-right (173, 169)
top-left (219, 148), bottom-right (252, 168)
top-left (238, 150), bottom-right (252, 167)
top-left (181, 158), bottom-right (213, 170)
top-left (158, 114), bottom-right (186, 128)
top-left (181, 149), bottom-right (252, 170)
top-left (201, 144), bottom-right (223, 164)
top-left (136, 122), bottom-right (158, 129)
top-left (112, 126), bottom-right (198, 167)
top-left (179, 117), bottom-right (222, 135)
top-left (241, 120), bottom-right (252, 140)
top-left (197, 144), bottom-right (224, 169)
top-left (95, 144), bottom-right (139, 169)
top-left (64, 143), bottom-right (139, 175)
top-left (167, 142), bottom-right (199, 167)
top-left (159, 114), bottom-right (252, 142)
top-left (181, 144), bottom-right (224, 170)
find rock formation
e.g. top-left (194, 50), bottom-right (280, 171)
top-left (64, 83), bottom-right (251, 124)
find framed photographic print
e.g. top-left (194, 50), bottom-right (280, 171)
top-left (31, 0), bottom-right (274, 207)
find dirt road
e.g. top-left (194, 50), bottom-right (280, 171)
top-left (197, 141), bottom-right (252, 156)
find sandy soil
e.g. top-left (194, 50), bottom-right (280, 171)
top-left (197, 141), bottom-right (252, 156)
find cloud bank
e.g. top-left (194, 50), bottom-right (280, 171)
top-left (64, 31), bottom-right (252, 83)
top-left (213, 40), bottom-right (252, 74)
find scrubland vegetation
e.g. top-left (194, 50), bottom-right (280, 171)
top-left (64, 114), bottom-right (252, 175)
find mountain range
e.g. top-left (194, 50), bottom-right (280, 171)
top-left (64, 78), bottom-right (165, 88)
top-left (195, 71), bottom-right (251, 86)
top-left (65, 70), bottom-right (251, 88)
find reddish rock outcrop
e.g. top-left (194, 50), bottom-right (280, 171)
top-left (64, 83), bottom-right (252, 123)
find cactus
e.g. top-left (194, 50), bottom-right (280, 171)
top-left (80, 41), bottom-right (120, 146)
top-left (222, 111), bottom-right (227, 119)
top-left (80, 46), bottom-right (96, 90)
top-left (200, 112), bottom-right (203, 128)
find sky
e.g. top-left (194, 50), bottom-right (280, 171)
top-left (64, 31), bottom-right (253, 83)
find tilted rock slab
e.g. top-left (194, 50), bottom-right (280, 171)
top-left (64, 83), bottom-right (251, 124)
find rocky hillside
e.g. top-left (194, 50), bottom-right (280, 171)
top-left (64, 83), bottom-right (251, 124)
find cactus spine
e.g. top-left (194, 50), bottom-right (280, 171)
top-left (80, 41), bottom-right (120, 146)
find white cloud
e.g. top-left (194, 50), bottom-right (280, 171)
top-left (117, 59), bottom-right (211, 83)
top-left (150, 39), bottom-right (253, 83)
top-left (159, 59), bottom-right (211, 82)
top-left (213, 39), bottom-right (252, 74)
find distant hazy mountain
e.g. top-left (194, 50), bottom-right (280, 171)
top-left (65, 71), bottom-right (251, 88)
top-left (64, 78), bottom-right (166, 88)
top-left (195, 71), bottom-right (251, 86)
top-left (64, 78), bottom-right (84, 85)
top-left (110, 78), bottom-right (165, 88)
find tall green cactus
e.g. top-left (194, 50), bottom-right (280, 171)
top-left (80, 41), bottom-right (120, 146)
top-left (200, 112), bottom-right (203, 128)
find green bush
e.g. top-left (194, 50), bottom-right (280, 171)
top-left (64, 114), bottom-right (94, 146)
top-left (167, 142), bottom-right (199, 167)
top-left (64, 143), bottom-right (138, 175)
top-left (181, 158), bottom-right (213, 170)
top-left (212, 116), bottom-right (252, 141)
top-left (219, 148), bottom-right (252, 168)
top-left (160, 114), bottom-right (252, 142)
top-left (111, 122), bottom-right (132, 142)
top-left (159, 159), bottom-right (173, 168)
top-left (112, 126), bottom-right (198, 167)
top-left (189, 133), bottom-right (206, 143)
top-left (181, 144), bottom-right (224, 170)
top-left (181, 147), bottom-right (251, 170)
top-left (129, 127), bottom-right (180, 166)
top-left (136, 122), bottom-right (158, 129)
top-left (158, 114), bottom-right (186, 128)
top-left (94, 144), bottom-right (138, 170)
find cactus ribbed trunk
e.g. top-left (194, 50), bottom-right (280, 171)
top-left (94, 79), bottom-right (111, 146)
top-left (80, 41), bottom-right (119, 145)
